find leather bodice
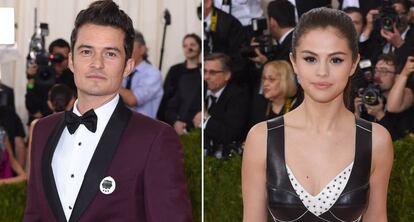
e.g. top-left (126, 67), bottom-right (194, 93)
top-left (266, 116), bottom-right (372, 222)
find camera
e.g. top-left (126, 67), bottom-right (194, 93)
top-left (26, 13), bottom-right (57, 88)
top-left (240, 18), bottom-right (278, 58)
top-left (375, 0), bottom-right (401, 31)
top-left (358, 59), bottom-right (382, 106)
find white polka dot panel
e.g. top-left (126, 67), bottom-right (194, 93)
top-left (286, 162), bottom-right (354, 216)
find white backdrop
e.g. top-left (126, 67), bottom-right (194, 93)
top-left (0, 0), bottom-right (201, 125)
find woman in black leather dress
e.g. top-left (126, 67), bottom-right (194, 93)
top-left (242, 8), bottom-right (393, 222)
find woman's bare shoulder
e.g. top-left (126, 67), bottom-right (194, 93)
top-left (244, 121), bottom-right (268, 158)
top-left (371, 122), bottom-right (393, 166)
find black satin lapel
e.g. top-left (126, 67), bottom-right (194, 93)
top-left (41, 116), bottom-right (67, 222)
top-left (69, 99), bottom-right (132, 222)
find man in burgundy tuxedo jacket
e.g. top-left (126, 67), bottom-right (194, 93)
top-left (24, 1), bottom-right (192, 221)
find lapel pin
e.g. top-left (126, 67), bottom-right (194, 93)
top-left (100, 176), bottom-right (116, 195)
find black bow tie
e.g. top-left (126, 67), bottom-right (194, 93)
top-left (64, 109), bottom-right (98, 134)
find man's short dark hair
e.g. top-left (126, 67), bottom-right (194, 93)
top-left (267, 0), bottom-right (296, 28)
top-left (204, 53), bottom-right (231, 72)
top-left (343, 7), bottom-right (366, 26)
top-left (377, 53), bottom-right (397, 67)
top-left (70, 0), bottom-right (135, 61)
top-left (48, 39), bottom-right (70, 53)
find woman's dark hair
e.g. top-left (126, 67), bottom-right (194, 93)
top-left (48, 84), bottom-right (74, 112)
top-left (291, 7), bottom-right (359, 107)
top-left (70, 0), bottom-right (135, 62)
top-left (183, 33), bottom-right (202, 49)
top-left (292, 7), bottom-right (359, 61)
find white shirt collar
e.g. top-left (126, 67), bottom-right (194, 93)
top-left (279, 28), bottom-right (294, 44)
top-left (206, 85), bottom-right (226, 100)
top-left (204, 11), bottom-right (212, 33)
top-left (401, 26), bottom-right (410, 40)
top-left (73, 94), bottom-right (119, 131)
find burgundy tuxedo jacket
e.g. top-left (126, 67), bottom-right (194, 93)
top-left (24, 99), bottom-right (192, 222)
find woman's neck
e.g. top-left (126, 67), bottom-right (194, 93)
top-left (270, 96), bottom-right (286, 113)
top-left (186, 57), bottom-right (200, 69)
top-left (291, 95), bottom-right (352, 133)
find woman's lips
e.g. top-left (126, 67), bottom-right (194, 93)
top-left (312, 81), bottom-right (332, 89)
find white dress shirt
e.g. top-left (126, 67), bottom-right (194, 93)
top-left (52, 94), bottom-right (119, 221)
top-left (341, 0), bottom-right (360, 9)
top-left (214, 0), bottom-right (264, 26)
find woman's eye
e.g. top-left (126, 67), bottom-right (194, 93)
top-left (303, 56), bottom-right (316, 63)
top-left (331, 57), bottom-right (344, 64)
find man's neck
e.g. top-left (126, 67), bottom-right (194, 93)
top-left (277, 27), bottom-right (293, 42)
top-left (76, 93), bottom-right (117, 114)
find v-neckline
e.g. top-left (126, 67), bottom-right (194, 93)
top-left (286, 161), bottom-right (354, 198)
top-left (281, 116), bottom-right (358, 201)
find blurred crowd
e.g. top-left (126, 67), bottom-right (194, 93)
top-left (203, 0), bottom-right (414, 157)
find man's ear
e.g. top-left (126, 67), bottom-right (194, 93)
top-left (123, 58), bottom-right (135, 78)
top-left (68, 52), bottom-right (74, 73)
top-left (350, 53), bottom-right (361, 77)
top-left (47, 100), bottom-right (54, 112)
top-left (269, 17), bottom-right (278, 29)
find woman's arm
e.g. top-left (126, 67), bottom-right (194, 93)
top-left (0, 136), bottom-right (27, 185)
top-left (363, 123), bottom-right (393, 222)
top-left (242, 122), bottom-right (268, 222)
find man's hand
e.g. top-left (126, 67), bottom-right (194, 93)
top-left (249, 37), bottom-right (268, 65)
top-left (366, 9), bottom-right (379, 27)
top-left (365, 97), bottom-right (385, 121)
top-left (354, 96), bottom-right (363, 117)
top-left (361, 9), bottom-right (379, 40)
top-left (192, 112), bottom-right (202, 128)
top-left (380, 24), bottom-right (404, 48)
top-left (400, 56), bottom-right (414, 77)
top-left (174, 120), bottom-right (187, 136)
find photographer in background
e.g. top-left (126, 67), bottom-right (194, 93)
top-left (249, 0), bottom-right (296, 65)
top-left (387, 55), bottom-right (414, 113)
top-left (361, 0), bottom-right (414, 67)
top-left (25, 38), bottom-right (76, 123)
top-left (354, 54), bottom-right (414, 140)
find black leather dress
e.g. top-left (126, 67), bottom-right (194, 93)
top-left (266, 116), bottom-right (372, 222)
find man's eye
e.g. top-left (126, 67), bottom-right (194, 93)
top-left (106, 52), bottom-right (117, 57)
top-left (331, 57), bottom-right (344, 64)
top-left (303, 56), bottom-right (316, 63)
top-left (80, 50), bottom-right (92, 55)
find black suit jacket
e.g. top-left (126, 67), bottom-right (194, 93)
top-left (204, 83), bottom-right (250, 148)
top-left (209, 7), bottom-right (250, 85)
top-left (275, 31), bottom-right (294, 62)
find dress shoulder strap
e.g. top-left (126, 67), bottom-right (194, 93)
top-left (266, 116), bottom-right (291, 189)
top-left (343, 117), bottom-right (372, 192)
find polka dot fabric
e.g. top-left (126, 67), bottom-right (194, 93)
top-left (286, 162), bottom-right (354, 216)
